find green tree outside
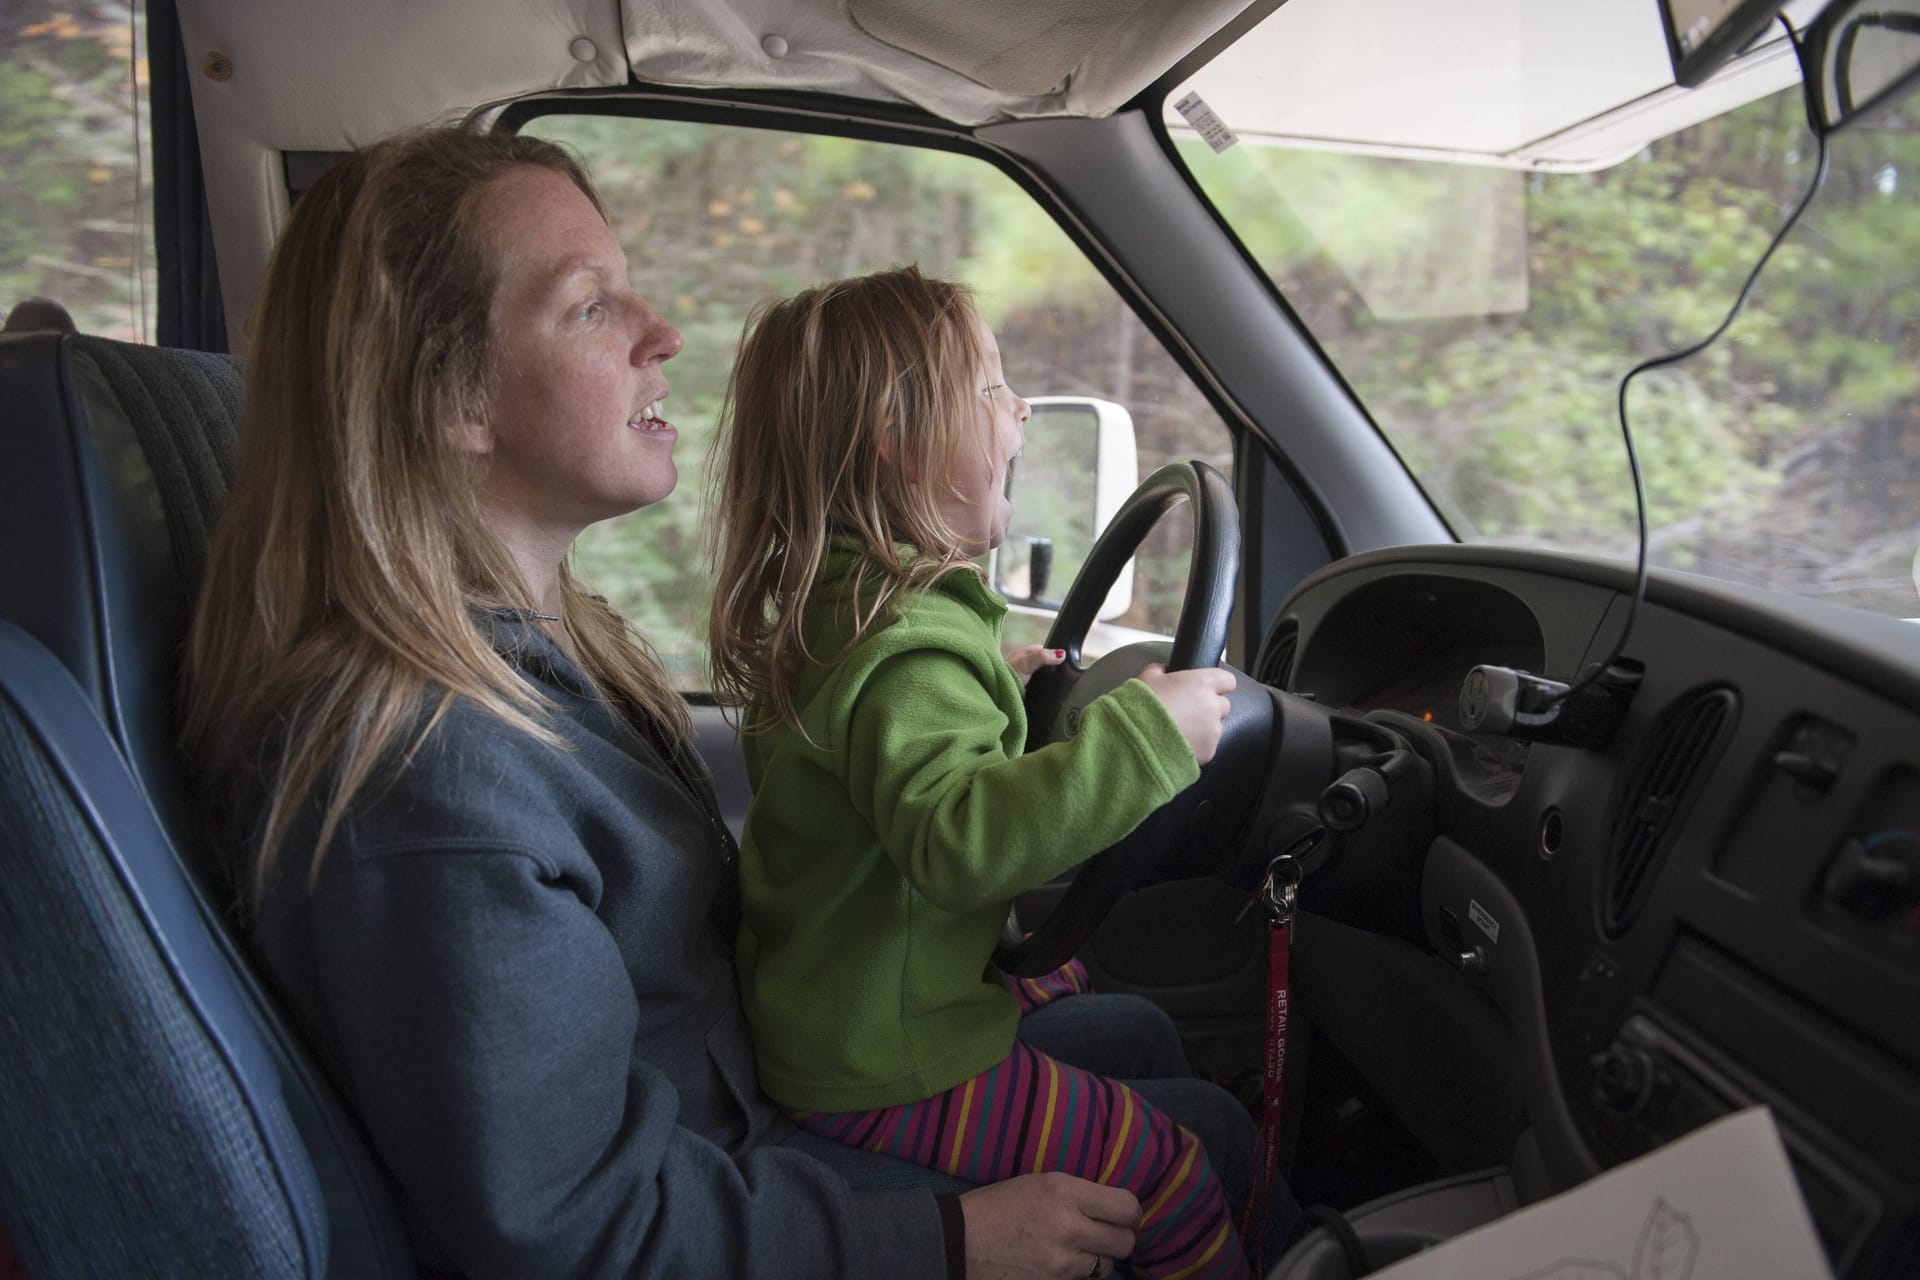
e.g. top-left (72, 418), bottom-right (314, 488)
top-left (0, 1), bottom-right (152, 339)
top-left (1179, 88), bottom-right (1920, 615)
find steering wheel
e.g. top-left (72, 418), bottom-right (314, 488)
top-left (994, 461), bottom-right (1275, 976)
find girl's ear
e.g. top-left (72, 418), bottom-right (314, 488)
top-left (876, 419), bottom-right (919, 484)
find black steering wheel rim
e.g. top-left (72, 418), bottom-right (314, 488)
top-left (1041, 461), bottom-right (1239, 676)
top-left (998, 460), bottom-right (1262, 977)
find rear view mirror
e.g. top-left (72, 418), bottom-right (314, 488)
top-left (1801, 0), bottom-right (1920, 135)
top-left (993, 397), bottom-right (1139, 621)
top-left (1661, 0), bottom-right (1792, 89)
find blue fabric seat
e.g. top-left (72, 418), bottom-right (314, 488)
top-left (0, 330), bottom-right (413, 1278)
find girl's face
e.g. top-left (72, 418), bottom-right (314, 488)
top-left (940, 309), bottom-right (1030, 556)
top-left (466, 165), bottom-right (684, 553)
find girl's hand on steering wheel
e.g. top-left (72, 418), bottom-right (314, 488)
top-left (1005, 645), bottom-right (1067, 688)
top-left (1136, 663), bottom-right (1236, 765)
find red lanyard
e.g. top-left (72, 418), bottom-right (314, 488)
top-left (1240, 847), bottom-right (1307, 1273)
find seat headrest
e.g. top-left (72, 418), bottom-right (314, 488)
top-left (3, 296), bottom-right (79, 335)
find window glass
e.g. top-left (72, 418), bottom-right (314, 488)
top-left (0, 2), bottom-right (154, 339)
top-left (997, 404), bottom-right (1099, 604)
top-left (1175, 86), bottom-right (1920, 620)
top-left (522, 115), bottom-right (1237, 687)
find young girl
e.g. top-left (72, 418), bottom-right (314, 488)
top-left (709, 266), bottom-right (1250, 1280)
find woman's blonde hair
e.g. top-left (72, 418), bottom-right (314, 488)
top-left (182, 127), bottom-right (689, 902)
top-left (706, 265), bottom-right (992, 728)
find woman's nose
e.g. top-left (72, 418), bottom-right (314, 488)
top-left (630, 296), bottom-right (682, 363)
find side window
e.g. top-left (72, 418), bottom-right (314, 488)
top-left (0, 4), bottom-right (155, 339)
top-left (521, 115), bottom-right (1235, 687)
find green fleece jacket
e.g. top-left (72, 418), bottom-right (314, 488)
top-left (736, 540), bottom-right (1201, 1113)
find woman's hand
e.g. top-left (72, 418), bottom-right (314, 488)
top-left (1136, 663), bottom-right (1236, 764)
top-left (960, 1172), bottom-right (1138, 1279)
top-left (1005, 645), bottom-right (1067, 688)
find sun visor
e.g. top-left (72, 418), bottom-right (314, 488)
top-left (622, 0), bottom-right (1255, 124)
top-left (176, 0), bottom-right (631, 345)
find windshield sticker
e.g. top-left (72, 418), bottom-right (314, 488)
top-left (1469, 899), bottom-right (1501, 944)
top-left (1173, 92), bottom-right (1239, 154)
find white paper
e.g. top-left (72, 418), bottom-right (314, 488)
top-left (1368, 1108), bottom-right (1833, 1280)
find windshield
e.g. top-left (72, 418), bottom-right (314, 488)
top-left (1170, 3), bottom-right (1920, 620)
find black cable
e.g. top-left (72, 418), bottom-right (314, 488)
top-left (1558, 26), bottom-right (1833, 703)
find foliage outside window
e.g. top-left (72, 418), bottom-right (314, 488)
top-left (0, 1), bottom-right (153, 340)
top-left (1179, 90), bottom-right (1920, 619)
top-left (523, 116), bottom-right (1236, 687)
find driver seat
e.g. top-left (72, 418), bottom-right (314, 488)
top-left (0, 325), bottom-right (412, 1276)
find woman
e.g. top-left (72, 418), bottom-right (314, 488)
top-left (180, 126), bottom-right (1152, 1280)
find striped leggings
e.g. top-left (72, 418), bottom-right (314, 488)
top-left (787, 962), bottom-right (1252, 1280)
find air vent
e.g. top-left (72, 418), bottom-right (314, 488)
top-left (1257, 621), bottom-right (1298, 689)
top-left (1605, 687), bottom-right (1738, 934)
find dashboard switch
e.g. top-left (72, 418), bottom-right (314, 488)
top-left (1824, 835), bottom-right (1919, 921)
top-left (1592, 1042), bottom-right (1657, 1116)
top-left (1773, 748), bottom-right (1841, 793)
top-left (1435, 905), bottom-right (1488, 972)
top-left (1770, 718), bottom-right (1850, 798)
top-left (1452, 945), bottom-right (1489, 975)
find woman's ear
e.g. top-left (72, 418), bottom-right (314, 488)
top-left (450, 416), bottom-right (493, 455)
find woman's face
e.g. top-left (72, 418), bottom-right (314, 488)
top-left (467, 165), bottom-right (683, 549)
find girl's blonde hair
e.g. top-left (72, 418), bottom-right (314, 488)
top-left (182, 127), bottom-right (689, 903)
top-left (707, 265), bottom-right (990, 728)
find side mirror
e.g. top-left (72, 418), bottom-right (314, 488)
top-left (1801, 0), bottom-right (1920, 135)
top-left (993, 396), bottom-right (1139, 621)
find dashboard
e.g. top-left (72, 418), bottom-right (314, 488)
top-left (1259, 544), bottom-right (1920, 1278)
